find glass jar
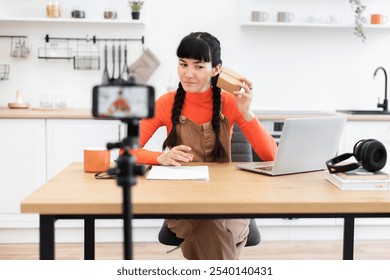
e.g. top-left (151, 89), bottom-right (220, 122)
top-left (46, 0), bottom-right (61, 18)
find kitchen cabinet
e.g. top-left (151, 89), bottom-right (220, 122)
top-left (0, 117), bottom-right (127, 242)
top-left (46, 119), bottom-right (124, 180)
top-left (0, 119), bottom-right (46, 213)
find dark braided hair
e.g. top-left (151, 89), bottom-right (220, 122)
top-left (162, 32), bottom-right (228, 162)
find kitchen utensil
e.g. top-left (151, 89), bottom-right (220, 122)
top-left (122, 45), bottom-right (128, 80)
top-left (101, 45), bottom-right (110, 84)
top-left (115, 44), bottom-right (126, 84)
top-left (0, 64), bottom-right (10, 80)
top-left (109, 45), bottom-right (115, 84)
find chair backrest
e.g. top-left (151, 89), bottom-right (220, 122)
top-left (231, 124), bottom-right (253, 162)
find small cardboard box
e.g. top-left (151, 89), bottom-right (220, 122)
top-left (216, 67), bottom-right (242, 94)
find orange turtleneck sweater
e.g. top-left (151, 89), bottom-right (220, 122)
top-left (133, 88), bottom-right (277, 165)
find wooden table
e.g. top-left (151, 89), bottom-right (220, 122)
top-left (21, 162), bottom-right (390, 260)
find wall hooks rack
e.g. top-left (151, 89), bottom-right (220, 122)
top-left (44, 34), bottom-right (145, 45)
top-left (0, 35), bottom-right (28, 39)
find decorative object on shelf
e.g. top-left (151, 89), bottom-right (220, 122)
top-left (128, 1), bottom-right (144, 20)
top-left (8, 90), bottom-right (30, 109)
top-left (349, 0), bottom-right (366, 42)
top-left (46, 0), bottom-right (61, 18)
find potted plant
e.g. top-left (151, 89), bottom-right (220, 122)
top-left (349, 0), bottom-right (366, 42)
top-left (128, 1), bottom-right (144, 20)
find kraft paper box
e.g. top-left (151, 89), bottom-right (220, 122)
top-left (217, 67), bottom-right (242, 94)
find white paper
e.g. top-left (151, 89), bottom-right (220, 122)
top-left (146, 166), bottom-right (209, 180)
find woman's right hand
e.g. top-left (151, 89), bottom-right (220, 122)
top-left (157, 145), bottom-right (194, 166)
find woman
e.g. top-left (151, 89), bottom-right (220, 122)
top-left (133, 32), bottom-right (277, 259)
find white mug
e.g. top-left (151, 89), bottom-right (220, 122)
top-left (251, 11), bottom-right (269, 22)
top-left (277, 11), bottom-right (295, 23)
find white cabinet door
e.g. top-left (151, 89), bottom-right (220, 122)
top-left (343, 121), bottom-right (390, 172)
top-left (0, 119), bottom-right (46, 213)
top-left (46, 119), bottom-right (123, 180)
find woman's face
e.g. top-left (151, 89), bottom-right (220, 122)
top-left (177, 58), bottom-right (220, 93)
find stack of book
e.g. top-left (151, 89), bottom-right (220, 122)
top-left (325, 167), bottom-right (390, 190)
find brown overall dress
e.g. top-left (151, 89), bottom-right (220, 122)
top-left (166, 115), bottom-right (250, 260)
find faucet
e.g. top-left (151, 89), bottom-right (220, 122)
top-left (373, 66), bottom-right (388, 111)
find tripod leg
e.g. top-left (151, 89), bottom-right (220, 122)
top-left (123, 186), bottom-right (133, 260)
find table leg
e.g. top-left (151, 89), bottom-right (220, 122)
top-left (343, 217), bottom-right (355, 260)
top-left (39, 215), bottom-right (55, 260)
top-left (84, 218), bottom-right (95, 260)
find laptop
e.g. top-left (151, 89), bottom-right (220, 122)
top-left (236, 116), bottom-right (346, 176)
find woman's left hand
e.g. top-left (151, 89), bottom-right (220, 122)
top-left (232, 76), bottom-right (255, 121)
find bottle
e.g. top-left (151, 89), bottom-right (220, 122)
top-left (46, 0), bottom-right (60, 18)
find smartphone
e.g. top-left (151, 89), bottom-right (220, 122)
top-left (92, 84), bottom-right (154, 120)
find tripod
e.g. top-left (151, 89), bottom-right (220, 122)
top-left (106, 120), bottom-right (146, 260)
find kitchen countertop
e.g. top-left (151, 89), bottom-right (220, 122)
top-left (0, 107), bottom-right (92, 119)
top-left (1, 107), bottom-right (390, 121)
top-left (254, 110), bottom-right (390, 121)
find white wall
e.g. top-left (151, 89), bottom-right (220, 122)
top-left (1, 0), bottom-right (390, 112)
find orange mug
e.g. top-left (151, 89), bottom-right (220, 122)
top-left (84, 147), bottom-right (111, 173)
top-left (371, 14), bottom-right (388, 24)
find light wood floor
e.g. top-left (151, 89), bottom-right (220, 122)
top-left (1, 240), bottom-right (390, 260)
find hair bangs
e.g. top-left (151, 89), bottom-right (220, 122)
top-left (176, 37), bottom-right (211, 63)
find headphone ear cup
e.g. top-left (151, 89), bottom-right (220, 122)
top-left (359, 140), bottom-right (387, 172)
top-left (353, 139), bottom-right (366, 162)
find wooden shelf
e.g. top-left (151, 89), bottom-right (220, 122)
top-left (0, 17), bottom-right (145, 25)
top-left (241, 21), bottom-right (390, 29)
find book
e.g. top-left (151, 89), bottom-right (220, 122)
top-left (325, 171), bottom-right (390, 191)
top-left (337, 167), bottom-right (389, 181)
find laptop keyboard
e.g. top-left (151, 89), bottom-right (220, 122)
top-left (255, 165), bottom-right (273, 172)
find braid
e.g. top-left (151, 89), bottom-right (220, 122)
top-left (162, 82), bottom-right (186, 150)
top-left (210, 75), bottom-right (229, 162)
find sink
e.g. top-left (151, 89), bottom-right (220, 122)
top-left (337, 109), bottom-right (390, 115)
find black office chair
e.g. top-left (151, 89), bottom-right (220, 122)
top-left (158, 124), bottom-right (261, 248)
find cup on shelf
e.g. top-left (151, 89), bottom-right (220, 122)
top-left (277, 11), bottom-right (295, 23)
top-left (104, 10), bottom-right (117, 19)
top-left (371, 14), bottom-right (388, 24)
top-left (71, 9), bottom-right (86, 19)
top-left (306, 14), bottom-right (323, 23)
top-left (251, 11), bottom-right (269, 22)
top-left (328, 14), bottom-right (341, 24)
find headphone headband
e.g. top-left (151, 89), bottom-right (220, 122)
top-left (326, 153), bottom-right (361, 173)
